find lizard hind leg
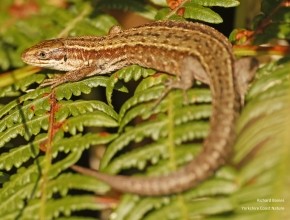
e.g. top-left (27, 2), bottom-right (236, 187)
top-left (151, 76), bottom-right (188, 110)
top-left (234, 57), bottom-right (259, 105)
top-left (153, 56), bottom-right (208, 108)
top-left (158, 56), bottom-right (209, 105)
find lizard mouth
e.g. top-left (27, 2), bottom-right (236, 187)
top-left (21, 49), bottom-right (70, 71)
top-left (21, 49), bottom-right (31, 63)
top-left (21, 49), bottom-right (51, 67)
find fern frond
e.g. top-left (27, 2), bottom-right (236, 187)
top-left (104, 143), bottom-right (201, 175)
top-left (0, 162), bottom-right (39, 201)
top-left (0, 136), bottom-right (42, 170)
top-left (230, 58), bottom-right (290, 219)
top-left (106, 65), bottom-right (155, 106)
top-left (55, 100), bottom-right (118, 122)
top-left (100, 120), bottom-right (166, 170)
top-left (118, 86), bottom-right (164, 126)
top-left (124, 196), bottom-right (170, 220)
top-left (119, 79), bottom-right (211, 130)
top-left (52, 133), bottom-right (117, 154)
top-left (0, 67), bottom-right (45, 94)
top-left (21, 195), bottom-right (109, 220)
top-left (0, 86), bottom-right (50, 119)
top-left (101, 86), bottom-right (211, 172)
top-left (46, 150), bottom-right (83, 180)
top-left (0, 114), bottom-right (49, 147)
top-left (63, 111), bottom-right (118, 135)
top-left (146, 197), bottom-right (235, 220)
top-left (0, 149), bottom-right (88, 217)
top-left (45, 173), bottom-right (109, 197)
top-left (55, 217), bottom-right (96, 220)
top-left (0, 183), bottom-right (37, 218)
top-left (0, 93), bottom-right (50, 132)
top-left (54, 75), bottom-right (127, 100)
top-left (0, 160), bottom-right (42, 215)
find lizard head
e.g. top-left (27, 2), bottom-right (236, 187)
top-left (21, 39), bottom-right (70, 71)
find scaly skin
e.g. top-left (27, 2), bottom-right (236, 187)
top-left (21, 21), bottom-right (240, 195)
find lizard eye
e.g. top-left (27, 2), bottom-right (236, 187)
top-left (37, 51), bottom-right (48, 59)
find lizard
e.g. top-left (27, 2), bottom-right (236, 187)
top-left (21, 20), bottom-right (257, 196)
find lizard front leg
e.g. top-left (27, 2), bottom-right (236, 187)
top-left (41, 66), bottom-right (98, 88)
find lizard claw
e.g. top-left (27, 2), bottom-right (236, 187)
top-left (152, 77), bottom-right (190, 110)
top-left (150, 77), bottom-right (174, 110)
top-left (165, 77), bottom-right (190, 104)
top-left (40, 77), bottom-right (63, 88)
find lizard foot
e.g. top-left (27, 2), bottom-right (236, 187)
top-left (152, 77), bottom-right (189, 110)
top-left (40, 75), bottom-right (66, 88)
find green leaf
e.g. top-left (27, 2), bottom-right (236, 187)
top-left (184, 2), bottom-right (223, 23)
top-left (191, 0), bottom-right (240, 7)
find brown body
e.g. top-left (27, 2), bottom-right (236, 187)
top-left (22, 21), bottom-right (240, 195)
